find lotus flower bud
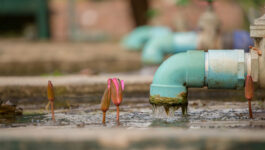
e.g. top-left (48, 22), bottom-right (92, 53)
top-left (245, 75), bottom-right (254, 100)
top-left (47, 80), bottom-right (54, 101)
top-left (101, 84), bottom-right (111, 112)
top-left (110, 78), bottom-right (123, 106)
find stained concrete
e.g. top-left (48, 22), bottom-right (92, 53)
top-left (0, 75), bottom-right (152, 105)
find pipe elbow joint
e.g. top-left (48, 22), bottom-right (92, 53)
top-left (122, 26), bottom-right (151, 51)
top-left (142, 48), bottom-right (164, 65)
top-left (142, 33), bottom-right (175, 64)
top-left (150, 51), bottom-right (205, 106)
top-left (122, 26), bottom-right (171, 51)
top-left (142, 32), bottom-right (198, 65)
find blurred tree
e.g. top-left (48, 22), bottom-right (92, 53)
top-left (129, 0), bottom-right (149, 26)
top-left (146, 8), bottom-right (160, 20)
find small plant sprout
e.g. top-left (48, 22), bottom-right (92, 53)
top-left (47, 80), bottom-right (55, 121)
top-left (109, 78), bottom-right (124, 123)
top-left (100, 79), bottom-right (111, 124)
top-left (245, 75), bottom-right (254, 119)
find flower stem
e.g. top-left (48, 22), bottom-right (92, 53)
top-left (51, 101), bottom-right (55, 121)
top-left (102, 111), bottom-right (106, 124)
top-left (248, 99), bottom-right (253, 119)
top-left (116, 105), bottom-right (119, 123)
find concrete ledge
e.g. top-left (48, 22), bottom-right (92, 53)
top-left (0, 128), bottom-right (264, 150)
top-left (0, 75), bottom-right (152, 104)
top-left (0, 75), bottom-right (264, 106)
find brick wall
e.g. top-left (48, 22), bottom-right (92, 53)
top-left (49, 0), bottom-right (134, 41)
top-left (49, 0), bottom-right (69, 41)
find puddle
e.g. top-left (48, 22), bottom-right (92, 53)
top-left (0, 99), bottom-right (265, 129)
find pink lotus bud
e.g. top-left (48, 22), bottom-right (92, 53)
top-left (110, 78), bottom-right (123, 106)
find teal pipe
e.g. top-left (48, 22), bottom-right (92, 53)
top-left (142, 32), bottom-right (198, 64)
top-left (124, 26), bottom-right (253, 65)
top-left (122, 26), bottom-right (171, 51)
top-left (150, 51), bottom-right (205, 109)
top-left (150, 50), bottom-right (247, 114)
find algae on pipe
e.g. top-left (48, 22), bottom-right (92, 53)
top-left (150, 50), bottom-right (205, 114)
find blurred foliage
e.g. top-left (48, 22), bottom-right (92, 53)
top-left (236, 0), bottom-right (265, 29)
top-left (175, 0), bottom-right (190, 6)
top-left (175, 0), bottom-right (214, 6)
top-left (175, 0), bottom-right (265, 7)
top-left (41, 70), bottom-right (64, 77)
top-left (236, 0), bottom-right (265, 8)
top-left (146, 8), bottom-right (160, 20)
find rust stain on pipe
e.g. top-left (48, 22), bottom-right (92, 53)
top-left (249, 46), bottom-right (262, 56)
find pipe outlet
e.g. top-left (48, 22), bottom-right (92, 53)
top-left (150, 49), bottom-right (247, 107)
top-left (150, 50), bottom-right (205, 106)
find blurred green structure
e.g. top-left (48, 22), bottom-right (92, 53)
top-left (0, 0), bottom-right (49, 39)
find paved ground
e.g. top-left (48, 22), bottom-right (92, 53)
top-left (0, 76), bottom-right (264, 150)
top-left (0, 40), bottom-right (141, 75)
top-left (0, 127), bottom-right (264, 150)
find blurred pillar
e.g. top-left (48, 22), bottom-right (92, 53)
top-left (129, 0), bottom-right (149, 26)
top-left (37, 0), bottom-right (50, 39)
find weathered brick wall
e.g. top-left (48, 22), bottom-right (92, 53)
top-left (49, 0), bottom-right (69, 41)
top-left (49, 0), bottom-right (134, 41)
top-left (75, 0), bottom-right (134, 38)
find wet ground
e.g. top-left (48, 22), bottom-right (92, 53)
top-left (1, 98), bottom-right (264, 129)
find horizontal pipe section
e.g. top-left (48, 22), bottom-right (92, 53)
top-left (206, 50), bottom-right (245, 89)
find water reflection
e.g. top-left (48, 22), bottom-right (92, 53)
top-left (150, 119), bottom-right (189, 128)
